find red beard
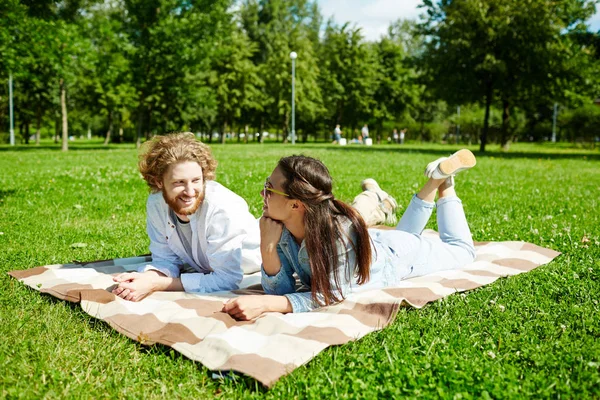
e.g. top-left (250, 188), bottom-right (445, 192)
top-left (162, 187), bottom-right (205, 216)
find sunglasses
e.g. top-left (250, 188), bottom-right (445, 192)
top-left (264, 178), bottom-right (289, 198)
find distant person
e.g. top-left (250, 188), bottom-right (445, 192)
top-left (392, 129), bottom-right (399, 144)
top-left (332, 124), bottom-right (342, 144)
top-left (361, 124), bottom-right (369, 143)
top-left (400, 128), bottom-right (406, 145)
top-left (112, 132), bottom-right (262, 301)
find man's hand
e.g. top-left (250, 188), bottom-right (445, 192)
top-left (259, 216), bottom-right (283, 276)
top-left (112, 270), bottom-right (182, 302)
top-left (222, 295), bottom-right (292, 321)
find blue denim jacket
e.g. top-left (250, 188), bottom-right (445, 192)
top-left (261, 220), bottom-right (402, 313)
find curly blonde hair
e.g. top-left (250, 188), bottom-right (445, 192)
top-left (138, 132), bottom-right (217, 193)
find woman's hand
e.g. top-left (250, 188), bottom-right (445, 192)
top-left (260, 216), bottom-right (283, 250)
top-left (222, 295), bottom-right (292, 321)
top-left (259, 216), bottom-right (283, 276)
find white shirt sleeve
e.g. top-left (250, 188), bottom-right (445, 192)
top-left (139, 196), bottom-right (183, 278)
top-left (179, 199), bottom-right (253, 293)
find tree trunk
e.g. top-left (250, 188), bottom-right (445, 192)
top-left (104, 111), bottom-right (113, 146)
top-left (480, 79), bottom-right (493, 153)
top-left (244, 124), bottom-right (249, 144)
top-left (136, 109), bottom-right (143, 148)
top-left (282, 111), bottom-right (289, 144)
top-left (259, 118), bottom-right (264, 143)
top-left (145, 106), bottom-right (152, 141)
top-left (221, 121), bottom-right (227, 144)
top-left (35, 106), bottom-right (42, 145)
top-left (24, 122), bottom-right (30, 144)
top-left (500, 99), bottom-right (510, 150)
top-left (60, 78), bottom-right (68, 151)
top-left (336, 101), bottom-right (343, 132)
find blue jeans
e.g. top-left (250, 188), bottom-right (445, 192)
top-left (371, 195), bottom-right (475, 282)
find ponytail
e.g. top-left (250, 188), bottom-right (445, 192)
top-left (278, 155), bottom-right (371, 306)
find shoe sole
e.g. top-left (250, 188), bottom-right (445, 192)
top-left (438, 149), bottom-right (476, 176)
top-left (361, 178), bottom-right (380, 192)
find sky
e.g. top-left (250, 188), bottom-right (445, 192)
top-left (317, 0), bottom-right (600, 42)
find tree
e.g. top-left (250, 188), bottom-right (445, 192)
top-left (123, 0), bottom-right (232, 145)
top-left (80, 3), bottom-right (136, 145)
top-left (12, 0), bottom-right (94, 150)
top-left (319, 21), bottom-right (378, 137)
top-left (0, 0), bottom-right (51, 144)
top-left (420, 0), bottom-right (599, 151)
top-left (209, 24), bottom-right (263, 144)
top-left (560, 104), bottom-right (600, 145)
top-left (371, 20), bottom-right (422, 142)
top-left (240, 0), bottom-right (323, 142)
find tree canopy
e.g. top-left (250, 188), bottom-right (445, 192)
top-left (1, 0), bottom-right (599, 149)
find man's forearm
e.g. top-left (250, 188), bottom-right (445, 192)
top-left (146, 270), bottom-right (184, 292)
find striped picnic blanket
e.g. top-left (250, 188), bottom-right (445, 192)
top-left (8, 231), bottom-right (560, 387)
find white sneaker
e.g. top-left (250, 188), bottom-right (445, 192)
top-left (360, 179), bottom-right (398, 225)
top-left (424, 149), bottom-right (476, 179)
top-left (361, 178), bottom-right (381, 193)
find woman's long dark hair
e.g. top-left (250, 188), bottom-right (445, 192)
top-left (278, 155), bottom-right (371, 307)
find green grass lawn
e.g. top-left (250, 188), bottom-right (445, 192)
top-left (0, 140), bottom-right (599, 398)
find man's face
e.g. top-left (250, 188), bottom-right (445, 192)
top-left (159, 161), bottom-right (204, 218)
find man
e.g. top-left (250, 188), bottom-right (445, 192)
top-left (361, 124), bottom-right (369, 143)
top-left (332, 124), bottom-right (342, 144)
top-left (112, 132), bottom-right (261, 301)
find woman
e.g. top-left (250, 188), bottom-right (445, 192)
top-left (223, 150), bottom-right (477, 320)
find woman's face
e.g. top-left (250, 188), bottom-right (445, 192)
top-left (261, 166), bottom-right (292, 220)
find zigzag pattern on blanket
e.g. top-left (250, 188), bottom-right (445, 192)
top-left (8, 231), bottom-right (560, 388)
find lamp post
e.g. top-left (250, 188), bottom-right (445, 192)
top-left (456, 105), bottom-right (460, 144)
top-left (9, 72), bottom-right (14, 146)
top-left (290, 51), bottom-right (297, 145)
top-left (552, 102), bottom-right (558, 143)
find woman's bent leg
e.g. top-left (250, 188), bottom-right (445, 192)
top-left (405, 197), bottom-right (474, 278)
top-left (396, 194), bottom-right (435, 234)
top-left (436, 196), bottom-right (475, 263)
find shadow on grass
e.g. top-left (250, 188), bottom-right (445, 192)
top-left (0, 189), bottom-right (16, 203)
top-left (1, 141), bottom-right (598, 160)
top-left (291, 144), bottom-right (600, 161)
top-left (135, 341), bottom-right (269, 392)
top-left (0, 143), bottom-right (135, 152)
